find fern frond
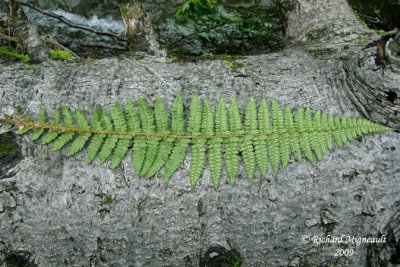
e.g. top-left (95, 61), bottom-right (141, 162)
top-left (190, 139), bottom-right (206, 187)
top-left (125, 99), bottom-right (141, 131)
top-left (226, 96), bottom-right (242, 185)
top-left (189, 99), bottom-right (210, 187)
top-left (284, 104), bottom-right (302, 161)
top-left (187, 94), bottom-right (202, 135)
top-left (86, 108), bottom-right (106, 163)
top-left (110, 103), bottom-right (131, 169)
top-left (67, 110), bottom-right (91, 157)
top-left (268, 100), bottom-right (281, 174)
top-left (15, 114), bottom-right (32, 135)
top-left (321, 111), bottom-right (333, 150)
top-left (52, 107), bottom-right (75, 151)
top-left (41, 108), bottom-right (61, 144)
top-left (131, 98), bottom-right (148, 174)
top-left (31, 108), bottom-right (47, 141)
top-left (145, 96), bottom-right (172, 178)
top-left (296, 107), bottom-right (314, 163)
top-left (243, 97), bottom-right (257, 181)
top-left (138, 97), bottom-right (159, 176)
top-left (163, 95), bottom-right (188, 184)
top-left (334, 116), bottom-right (345, 147)
top-left (255, 98), bottom-right (269, 176)
top-left (209, 97), bottom-right (227, 188)
top-left (327, 114), bottom-right (336, 149)
top-left (273, 100), bottom-right (291, 170)
top-left (1, 95), bottom-right (394, 188)
top-left (312, 110), bottom-right (325, 160)
top-left (205, 98), bottom-right (223, 188)
top-left (98, 109), bottom-right (118, 164)
top-left (163, 140), bottom-right (189, 184)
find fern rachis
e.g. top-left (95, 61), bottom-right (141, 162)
top-left (0, 95), bottom-right (393, 188)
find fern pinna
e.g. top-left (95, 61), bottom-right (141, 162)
top-left (0, 95), bottom-right (393, 188)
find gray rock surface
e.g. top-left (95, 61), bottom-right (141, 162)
top-left (0, 0), bottom-right (399, 266)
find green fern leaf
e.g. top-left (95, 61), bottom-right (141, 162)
top-left (144, 96), bottom-right (172, 178)
top-left (312, 110), bottom-right (325, 160)
top-left (163, 140), bottom-right (189, 184)
top-left (242, 97), bottom-right (257, 181)
top-left (15, 114), bottom-right (32, 135)
top-left (67, 110), bottom-right (91, 157)
top-left (138, 97), bottom-right (159, 176)
top-left (190, 140), bottom-right (206, 187)
top-left (336, 117), bottom-right (345, 145)
top-left (321, 111), bottom-right (333, 151)
top-left (98, 109), bottom-right (118, 164)
top-left (154, 95), bottom-right (170, 134)
top-left (344, 117), bottom-right (356, 142)
top-left (146, 140), bottom-right (174, 179)
top-left (62, 107), bottom-right (74, 126)
top-left (125, 99), bottom-right (141, 131)
top-left (187, 95), bottom-right (205, 187)
top-left (351, 118), bottom-right (361, 137)
top-left (202, 99), bottom-right (214, 136)
top-left (190, 98), bottom-right (210, 187)
top-left (303, 108), bottom-right (319, 162)
top-left (110, 103), bottom-right (131, 169)
top-left (187, 94), bottom-right (202, 135)
top-left (163, 95), bottom-right (188, 184)
top-left (226, 96), bottom-right (241, 185)
top-left (209, 97), bottom-right (227, 188)
top-left (132, 138), bottom-right (147, 174)
top-left (255, 98), bottom-right (269, 176)
top-left (52, 107), bottom-right (75, 151)
top-left (296, 107), bottom-right (314, 162)
top-left (170, 95), bottom-right (185, 134)
top-left (125, 99), bottom-right (147, 172)
top-left (268, 100), bottom-right (282, 174)
top-left (86, 108), bottom-right (106, 163)
top-left (284, 104), bottom-right (302, 161)
top-left (131, 98), bottom-right (146, 174)
top-left (1, 95), bottom-right (394, 188)
top-left (31, 108), bottom-right (47, 141)
top-left (272, 99), bottom-right (291, 170)
top-left (328, 114), bottom-right (338, 149)
top-left (215, 97), bottom-right (229, 134)
top-left (204, 98), bottom-right (223, 188)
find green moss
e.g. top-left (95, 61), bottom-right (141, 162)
top-left (352, 10), bottom-right (368, 29)
top-left (0, 136), bottom-right (13, 157)
top-left (200, 53), bottom-right (245, 61)
top-left (358, 38), bottom-right (369, 45)
top-left (0, 46), bottom-right (30, 62)
top-left (50, 50), bottom-right (76, 60)
top-left (231, 253), bottom-right (242, 267)
top-left (339, 56), bottom-right (349, 63)
top-left (15, 105), bottom-right (25, 114)
top-left (225, 61), bottom-right (248, 72)
top-left (25, 65), bottom-right (38, 72)
top-left (199, 53), bottom-right (247, 72)
top-left (303, 39), bottom-right (322, 45)
top-left (375, 29), bottom-right (386, 35)
top-left (105, 195), bottom-right (113, 205)
top-left (308, 47), bottom-right (334, 56)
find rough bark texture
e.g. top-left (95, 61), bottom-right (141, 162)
top-left (343, 48), bottom-right (400, 129)
top-left (0, 0), bottom-right (399, 266)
